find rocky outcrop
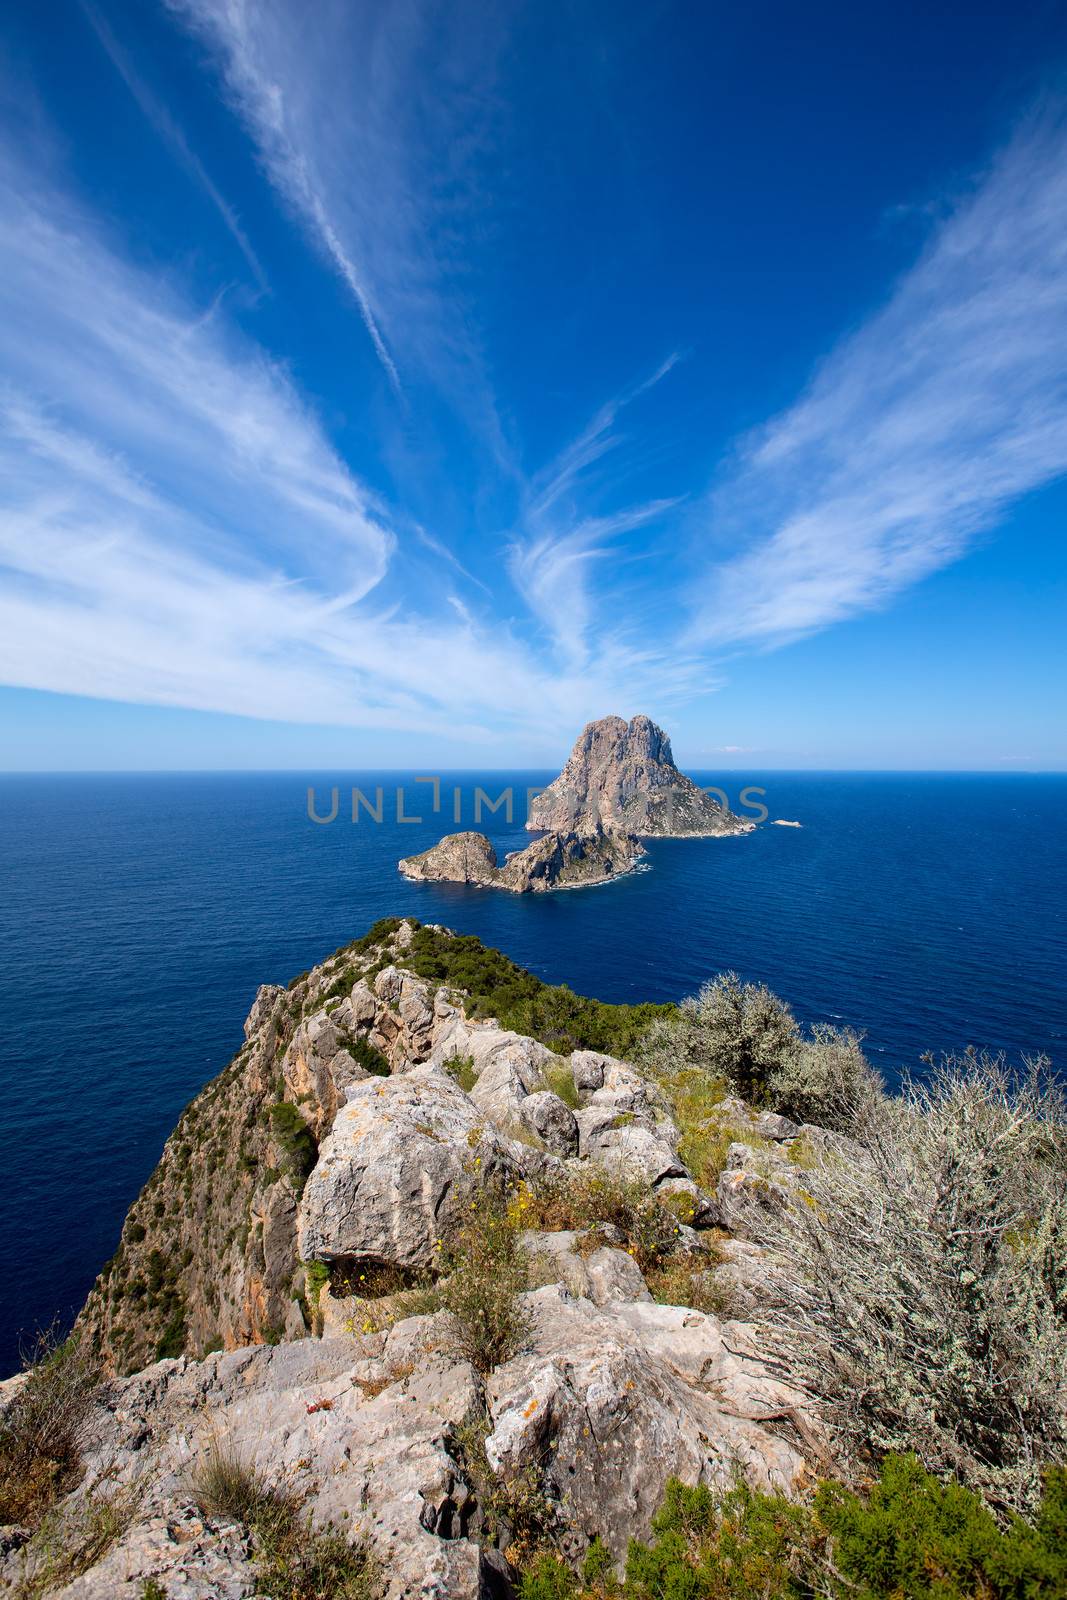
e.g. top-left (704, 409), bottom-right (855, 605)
top-left (297, 1069), bottom-right (518, 1270)
top-left (11, 1296), bottom-right (819, 1599)
top-left (73, 924), bottom-right (683, 1374)
top-left (529, 713), bottom-right (752, 837)
top-left (398, 830), bottom-right (500, 886)
top-left (398, 824), bottom-right (644, 893)
top-left (49, 917), bottom-right (840, 1599)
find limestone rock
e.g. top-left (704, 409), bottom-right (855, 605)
top-left (485, 1286), bottom-right (815, 1565)
top-left (570, 1050), bottom-right (609, 1093)
top-left (12, 1289), bottom-right (825, 1599)
top-left (522, 1232), bottom-right (650, 1305)
top-left (469, 1042), bottom-right (552, 1126)
top-left (397, 831), bottom-right (499, 887)
top-left (32, 1336), bottom-right (492, 1600)
top-left (753, 1110), bottom-right (803, 1141)
top-left (519, 1090), bottom-right (579, 1156)
top-left (242, 983), bottom-right (285, 1042)
top-left (583, 1245), bottom-right (653, 1306)
top-left (575, 1107), bottom-right (687, 1186)
top-left (528, 714), bottom-right (753, 838)
top-left (715, 1141), bottom-right (795, 1233)
top-left (280, 1011), bottom-right (370, 1135)
top-left (297, 1068), bottom-right (517, 1270)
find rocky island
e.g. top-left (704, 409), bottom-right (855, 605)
top-left (528, 713), bottom-right (752, 837)
top-left (399, 824), bottom-right (643, 893)
top-left (2, 918), bottom-right (1062, 1599)
top-left (396, 713), bottom-right (752, 895)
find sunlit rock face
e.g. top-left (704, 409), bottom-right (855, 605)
top-left (528, 713), bottom-right (753, 837)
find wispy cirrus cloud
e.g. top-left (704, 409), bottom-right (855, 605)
top-left (167, 0), bottom-right (400, 387)
top-left (0, 149), bottom-right (393, 594)
top-left (508, 357), bottom-right (682, 664)
top-left (163, 0), bottom-right (514, 399)
top-left (691, 112), bottom-right (1067, 648)
top-left (0, 136), bottom-right (697, 739)
top-left (79, 0), bottom-right (269, 291)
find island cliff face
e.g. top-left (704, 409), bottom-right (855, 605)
top-left (399, 825), bottom-right (644, 893)
top-left (529, 713), bottom-right (751, 837)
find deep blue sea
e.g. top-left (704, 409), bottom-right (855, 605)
top-left (1, 770), bottom-right (1065, 1374)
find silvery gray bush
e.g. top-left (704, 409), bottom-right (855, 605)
top-left (748, 1052), bottom-right (1067, 1515)
top-left (638, 971), bottom-right (879, 1132)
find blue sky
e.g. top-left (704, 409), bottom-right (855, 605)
top-left (1, 0), bottom-right (1065, 771)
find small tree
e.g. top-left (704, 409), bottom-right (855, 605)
top-left (644, 972), bottom-right (799, 1104)
top-left (767, 1023), bottom-right (883, 1131)
top-left (639, 974), bottom-right (879, 1133)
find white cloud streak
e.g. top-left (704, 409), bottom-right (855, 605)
top-left (508, 357), bottom-right (682, 664)
top-left (692, 113), bottom-right (1067, 648)
top-left (163, 0), bottom-right (432, 391)
top-left (79, 0), bottom-right (269, 291)
top-left (0, 140), bottom-right (695, 740)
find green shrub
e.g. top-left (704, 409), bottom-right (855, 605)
top-left (440, 1207), bottom-right (531, 1374)
top-left (348, 917), bottom-right (402, 954)
top-left (638, 974), bottom-right (880, 1134)
top-left (267, 1103), bottom-right (318, 1193)
top-left (450, 1410), bottom-right (554, 1563)
top-left (768, 1024), bottom-right (882, 1131)
top-left (544, 1064), bottom-right (580, 1110)
top-left (155, 1305), bottom-right (187, 1360)
top-left (647, 972), bottom-right (799, 1105)
top-left (516, 1457), bottom-right (1067, 1600)
top-left (445, 1054), bottom-right (477, 1092)
top-left (625, 1476), bottom-right (811, 1600)
top-left (347, 1037), bottom-right (390, 1077)
top-left (816, 1453), bottom-right (1067, 1600)
top-left (521, 1169), bottom-right (681, 1272)
top-left (644, 1256), bottom-right (735, 1319)
top-left (402, 925), bottom-right (673, 1056)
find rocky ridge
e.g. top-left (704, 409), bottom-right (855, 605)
top-left (528, 714), bottom-right (752, 838)
top-left (7, 919), bottom-right (834, 1600)
top-left (398, 826), bottom-right (644, 893)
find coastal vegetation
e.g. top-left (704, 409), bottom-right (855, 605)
top-left (0, 1332), bottom-right (100, 1528)
top-left (400, 922), bottom-right (673, 1054)
top-left (637, 969), bottom-right (879, 1132)
top-left (519, 1456), bottom-right (1067, 1600)
top-left (439, 1204), bottom-right (532, 1373)
top-left (749, 1050), bottom-right (1067, 1516)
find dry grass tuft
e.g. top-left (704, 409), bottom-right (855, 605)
top-left (0, 1330), bottom-right (102, 1529)
top-left (191, 1445), bottom-right (378, 1599)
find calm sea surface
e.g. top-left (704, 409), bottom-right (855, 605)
top-left (1, 770), bottom-right (1064, 1372)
